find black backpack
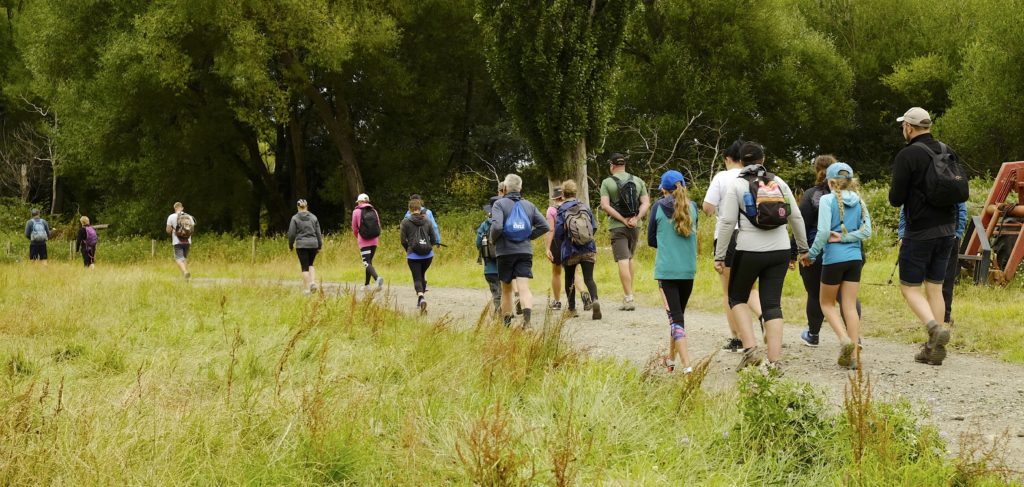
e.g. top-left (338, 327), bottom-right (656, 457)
top-left (740, 168), bottom-right (790, 230)
top-left (613, 174), bottom-right (641, 218)
top-left (915, 141), bottom-right (969, 207)
top-left (358, 206), bottom-right (382, 239)
top-left (411, 223), bottom-right (433, 256)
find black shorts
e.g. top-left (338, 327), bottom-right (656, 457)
top-left (29, 243), bottom-right (48, 260)
top-left (550, 238), bottom-right (563, 265)
top-left (899, 236), bottom-right (955, 285)
top-left (497, 253), bottom-right (534, 283)
top-left (821, 260), bottom-right (863, 285)
top-left (713, 230), bottom-right (739, 268)
top-left (296, 248), bottom-right (318, 272)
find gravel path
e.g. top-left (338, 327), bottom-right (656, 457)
top-left (197, 277), bottom-right (1024, 469)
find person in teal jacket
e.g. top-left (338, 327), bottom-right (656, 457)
top-left (801, 162), bottom-right (872, 369)
top-left (477, 196), bottom-right (501, 312)
top-left (647, 170), bottom-right (699, 374)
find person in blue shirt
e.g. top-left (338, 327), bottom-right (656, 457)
top-left (647, 170), bottom-right (699, 374)
top-left (553, 180), bottom-right (601, 320)
top-left (898, 202), bottom-right (967, 325)
top-left (801, 162), bottom-right (872, 369)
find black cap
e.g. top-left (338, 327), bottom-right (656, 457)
top-left (738, 142), bottom-right (765, 165)
top-left (483, 195), bottom-right (500, 214)
top-left (607, 152), bottom-right (627, 165)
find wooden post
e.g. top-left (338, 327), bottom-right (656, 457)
top-left (5, 241), bottom-right (10, 257)
top-left (251, 235), bottom-right (257, 263)
top-left (70, 241), bottom-right (74, 260)
top-left (151, 239), bottom-right (156, 257)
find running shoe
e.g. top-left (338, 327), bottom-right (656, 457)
top-left (722, 338), bottom-right (743, 353)
top-left (800, 331), bottom-right (820, 347)
top-left (376, 277), bottom-right (384, 290)
top-left (619, 296), bottom-right (636, 311)
top-left (418, 297), bottom-right (427, 315)
top-left (549, 301), bottom-right (562, 310)
top-left (581, 292), bottom-right (593, 311)
top-left (591, 300), bottom-right (602, 320)
top-left (662, 357), bottom-right (675, 373)
top-left (682, 366), bottom-right (694, 375)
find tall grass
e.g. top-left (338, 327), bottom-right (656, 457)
top-left (0, 267), bottom-right (1017, 484)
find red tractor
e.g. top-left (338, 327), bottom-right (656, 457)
top-left (963, 161), bottom-right (1024, 284)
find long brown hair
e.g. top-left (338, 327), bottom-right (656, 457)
top-left (671, 183), bottom-right (693, 237)
top-left (814, 155), bottom-right (837, 185)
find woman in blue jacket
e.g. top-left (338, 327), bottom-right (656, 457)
top-left (554, 180), bottom-right (601, 320)
top-left (647, 170), bottom-right (699, 374)
top-left (801, 162), bottom-right (872, 369)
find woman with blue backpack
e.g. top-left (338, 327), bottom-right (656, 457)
top-left (648, 170), bottom-right (699, 373)
top-left (401, 198), bottom-right (439, 314)
top-left (75, 216), bottom-right (98, 268)
top-left (554, 180), bottom-right (601, 320)
top-left (801, 162), bottom-right (872, 369)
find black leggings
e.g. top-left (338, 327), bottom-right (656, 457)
top-left (942, 237), bottom-right (959, 323)
top-left (360, 246), bottom-right (379, 285)
top-left (485, 274), bottom-right (501, 311)
top-left (729, 250), bottom-right (789, 321)
top-left (297, 248), bottom-right (318, 272)
top-left (81, 246), bottom-right (96, 267)
top-left (563, 260), bottom-right (599, 310)
top-left (407, 258), bottom-right (432, 294)
top-left (660, 279), bottom-right (694, 325)
top-left (799, 259), bottom-right (862, 335)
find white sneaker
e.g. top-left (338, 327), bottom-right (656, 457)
top-left (682, 367), bottom-right (693, 375)
top-left (376, 277), bottom-right (385, 290)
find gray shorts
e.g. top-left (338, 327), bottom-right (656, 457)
top-left (610, 226), bottom-right (639, 261)
top-left (173, 244), bottom-right (190, 261)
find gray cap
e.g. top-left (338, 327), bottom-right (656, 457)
top-left (897, 107), bottom-right (932, 127)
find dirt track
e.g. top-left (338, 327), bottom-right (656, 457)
top-left (199, 277), bottom-right (1024, 469)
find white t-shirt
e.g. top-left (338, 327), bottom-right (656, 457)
top-left (166, 212), bottom-right (191, 245)
top-left (703, 168), bottom-right (742, 239)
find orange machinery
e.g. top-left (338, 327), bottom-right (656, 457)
top-left (963, 161), bottom-right (1024, 284)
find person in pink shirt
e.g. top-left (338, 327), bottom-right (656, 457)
top-left (352, 193), bottom-right (385, 290)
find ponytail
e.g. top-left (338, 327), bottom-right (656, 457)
top-left (672, 184), bottom-right (693, 237)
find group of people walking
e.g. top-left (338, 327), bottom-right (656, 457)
top-left (23, 106), bottom-right (966, 374)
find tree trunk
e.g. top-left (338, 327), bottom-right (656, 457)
top-left (572, 139), bottom-right (590, 208)
top-left (289, 107), bottom-right (308, 199)
top-left (236, 130), bottom-right (290, 233)
top-left (19, 164), bottom-right (28, 202)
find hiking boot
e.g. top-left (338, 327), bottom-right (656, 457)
top-left (591, 300), bottom-right (602, 320)
top-left (563, 308), bottom-right (579, 319)
top-left (800, 330), bottom-right (819, 347)
top-left (503, 315), bottom-right (514, 328)
top-left (926, 324), bottom-right (951, 365)
top-left (549, 301), bottom-right (562, 310)
top-left (838, 340), bottom-right (855, 368)
top-left (914, 343), bottom-right (931, 364)
top-left (376, 277), bottom-right (385, 290)
top-left (418, 297), bottom-right (427, 315)
top-left (184, 272), bottom-right (191, 281)
top-left (310, 282), bottom-right (319, 292)
top-left (662, 357), bottom-right (675, 373)
top-left (582, 292), bottom-right (593, 311)
top-left (722, 338), bottom-right (743, 353)
top-left (737, 347), bottom-right (764, 370)
top-left (620, 296), bottom-right (636, 311)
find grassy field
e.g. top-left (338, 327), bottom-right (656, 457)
top-left (0, 265), bottom-right (1017, 485)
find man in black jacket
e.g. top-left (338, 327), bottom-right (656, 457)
top-left (889, 107), bottom-right (958, 366)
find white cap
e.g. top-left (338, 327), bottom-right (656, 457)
top-left (356, 193), bottom-right (370, 204)
top-left (896, 107), bottom-right (932, 127)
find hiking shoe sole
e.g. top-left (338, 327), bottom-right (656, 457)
top-left (419, 301), bottom-right (427, 315)
top-left (591, 301), bottom-right (602, 320)
top-left (620, 301), bottom-right (636, 311)
top-left (927, 326), bottom-right (951, 365)
top-left (582, 293), bottom-right (593, 311)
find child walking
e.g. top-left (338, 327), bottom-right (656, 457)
top-left (401, 198), bottom-right (438, 314)
top-left (647, 170), bottom-right (699, 373)
top-left (801, 162), bottom-right (872, 369)
top-left (553, 180), bottom-right (601, 319)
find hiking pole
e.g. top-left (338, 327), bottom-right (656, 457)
top-left (885, 257), bottom-right (899, 286)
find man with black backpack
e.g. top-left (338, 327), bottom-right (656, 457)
top-left (24, 208), bottom-right (51, 265)
top-left (165, 202), bottom-right (194, 280)
top-left (889, 106), bottom-right (968, 366)
top-left (352, 193), bottom-right (385, 290)
top-left (489, 173), bottom-right (550, 329)
top-left (599, 153), bottom-right (651, 311)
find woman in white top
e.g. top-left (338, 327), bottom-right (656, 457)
top-left (713, 142), bottom-right (809, 372)
top-left (703, 139), bottom-right (764, 353)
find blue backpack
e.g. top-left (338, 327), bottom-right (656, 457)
top-left (503, 201), bottom-right (532, 242)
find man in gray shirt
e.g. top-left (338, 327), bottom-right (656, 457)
top-left (489, 173), bottom-right (550, 329)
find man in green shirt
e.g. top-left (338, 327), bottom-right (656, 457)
top-left (599, 153), bottom-right (651, 310)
